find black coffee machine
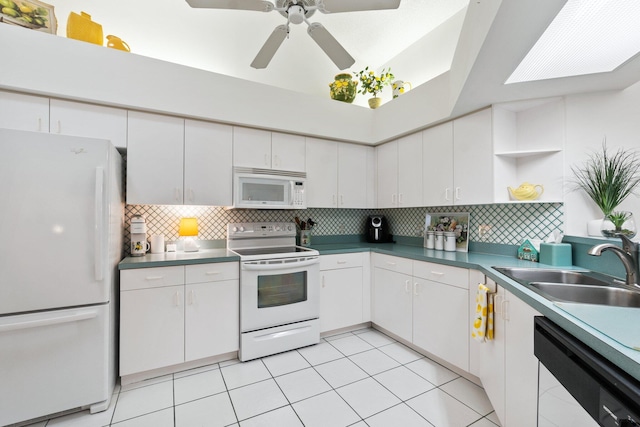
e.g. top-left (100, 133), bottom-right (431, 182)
top-left (366, 215), bottom-right (392, 243)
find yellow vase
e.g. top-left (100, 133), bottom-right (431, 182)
top-left (368, 97), bottom-right (382, 109)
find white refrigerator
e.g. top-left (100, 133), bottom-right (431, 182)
top-left (0, 129), bottom-right (124, 426)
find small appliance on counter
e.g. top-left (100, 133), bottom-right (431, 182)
top-left (366, 215), bottom-right (393, 243)
top-left (130, 215), bottom-right (149, 256)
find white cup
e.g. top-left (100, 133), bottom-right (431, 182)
top-left (150, 234), bottom-right (165, 254)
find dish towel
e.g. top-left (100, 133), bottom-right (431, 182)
top-left (471, 283), bottom-right (494, 342)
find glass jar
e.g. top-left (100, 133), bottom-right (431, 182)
top-left (444, 231), bottom-right (456, 252)
top-left (601, 211), bottom-right (637, 238)
top-left (425, 231), bottom-right (435, 249)
top-left (435, 231), bottom-right (444, 250)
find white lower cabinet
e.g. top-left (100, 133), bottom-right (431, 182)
top-left (120, 263), bottom-right (238, 377)
top-left (469, 270), bottom-right (540, 427)
top-left (372, 254), bottom-right (470, 371)
top-left (319, 253), bottom-right (366, 333)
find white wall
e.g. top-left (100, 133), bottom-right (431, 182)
top-left (564, 81), bottom-right (640, 238)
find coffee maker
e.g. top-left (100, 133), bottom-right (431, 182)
top-left (130, 215), bottom-right (149, 256)
top-left (366, 215), bottom-right (392, 243)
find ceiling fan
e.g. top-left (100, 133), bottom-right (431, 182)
top-left (185, 0), bottom-right (401, 69)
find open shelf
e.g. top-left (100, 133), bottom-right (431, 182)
top-left (495, 148), bottom-right (562, 158)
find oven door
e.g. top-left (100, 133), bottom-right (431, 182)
top-left (240, 256), bottom-right (319, 332)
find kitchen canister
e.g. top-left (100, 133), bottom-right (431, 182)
top-left (434, 231), bottom-right (444, 250)
top-left (444, 231), bottom-right (457, 252)
top-left (425, 230), bottom-right (435, 249)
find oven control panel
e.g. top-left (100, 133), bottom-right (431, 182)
top-left (228, 222), bottom-right (296, 238)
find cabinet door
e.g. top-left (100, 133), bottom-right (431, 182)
top-left (185, 280), bottom-right (239, 361)
top-left (0, 90), bottom-right (49, 132)
top-left (376, 141), bottom-right (398, 208)
top-left (127, 111), bottom-right (184, 205)
top-left (319, 267), bottom-right (363, 333)
top-left (49, 99), bottom-right (127, 149)
top-left (233, 127), bottom-right (271, 168)
top-left (413, 279), bottom-right (469, 371)
top-left (271, 132), bottom-right (305, 172)
top-left (184, 120), bottom-right (233, 206)
top-left (504, 289), bottom-right (541, 427)
top-left (423, 122), bottom-right (454, 205)
top-left (453, 109), bottom-right (493, 205)
top-left (372, 267), bottom-right (412, 341)
top-left (398, 132), bottom-right (423, 207)
top-left (338, 143), bottom-right (369, 208)
top-left (306, 137), bottom-right (338, 207)
top-left (120, 285), bottom-right (184, 376)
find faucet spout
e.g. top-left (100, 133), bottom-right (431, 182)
top-left (588, 234), bottom-right (639, 289)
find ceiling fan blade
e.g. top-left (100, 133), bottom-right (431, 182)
top-left (319, 0), bottom-right (400, 13)
top-left (307, 22), bottom-right (355, 70)
top-left (251, 25), bottom-right (288, 69)
top-left (185, 0), bottom-right (273, 12)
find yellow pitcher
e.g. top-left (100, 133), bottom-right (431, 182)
top-left (106, 35), bottom-right (130, 52)
top-left (508, 182), bottom-right (544, 200)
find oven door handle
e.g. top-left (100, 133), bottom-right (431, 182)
top-left (242, 257), bottom-right (319, 271)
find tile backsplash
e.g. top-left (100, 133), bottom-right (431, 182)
top-left (124, 203), bottom-right (564, 253)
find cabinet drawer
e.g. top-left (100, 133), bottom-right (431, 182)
top-left (320, 253), bottom-right (364, 270)
top-left (413, 261), bottom-right (468, 289)
top-left (121, 266), bottom-right (184, 291)
top-left (371, 253), bottom-right (412, 275)
top-left (185, 262), bottom-right (239, 284)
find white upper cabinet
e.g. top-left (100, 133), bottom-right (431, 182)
top-left (49, 99), bottom-right (127, 149)
top-left (233, 127), bottom-right (305, 172)
top-left (423, 122), bottom-right (454, 205)
top-left (0, 91), bottom-right (49, 132)
top-left (452, 108), bottom-right (494, 205)
top-left (127, 111), bottom-right (184, 205)
top-left (306, 138), bottom-right (373, 208)
top-left (127, 112), bottom-right (233, 206)
top-left (306, 137), bottom-right (338, 207)
top-left (184, 120), bottom-right (233, 207)
top-left (422, 108), bottom-right (494, 206)
top-left (377, 133), bottom-right (423, 208)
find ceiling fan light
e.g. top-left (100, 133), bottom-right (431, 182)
top-left (288, 5), bottom-right (305, 24)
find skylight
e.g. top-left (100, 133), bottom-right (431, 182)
top-left (505, 0), bottom-right (640, 84)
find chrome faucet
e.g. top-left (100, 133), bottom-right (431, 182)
top-left (588, 234), bottom-right (639, 289)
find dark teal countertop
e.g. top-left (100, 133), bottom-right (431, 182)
top-left (117, 240), bottom-right (640, 381)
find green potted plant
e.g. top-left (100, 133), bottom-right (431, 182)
top-left (354, 66), bottom-right (394, 109)
top-left (571, 142), bottom-right (640, 237)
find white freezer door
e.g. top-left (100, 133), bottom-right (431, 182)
top-left (0, 305), bottom-right (110, 426)
top-left (0, 129), bottom-right (112, 315)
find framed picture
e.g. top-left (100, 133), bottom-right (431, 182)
top-left (0, 0), bottom-right (56, 34)
top-left (425, 212), bottom-right (470, 252)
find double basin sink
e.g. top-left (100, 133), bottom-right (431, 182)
top-left (493, 267), bottom-right (640, 308)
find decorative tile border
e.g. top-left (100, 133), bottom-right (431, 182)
top-left (124, 203), bottom-right (564, 251)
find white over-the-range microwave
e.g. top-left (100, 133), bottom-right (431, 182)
top-left (233, 167), bottom-right (306, 209)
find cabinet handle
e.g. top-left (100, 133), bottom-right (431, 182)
top-left (405, 279), bottom-right (410, 293)
top-left (145, 276), bottom-right (164, 281)
top-left (56, 120), bottom-right (61, 134)
top-left (187, 188), bottom-right (194, 203)
top-left (414, 282), bottom-right (419, 296)
top-left (174, 291), bottom-right (181, 307)
top-left (37, 117), bottom-right (42, 132)
top-left (188, 290), bottom-right (195, 305)
top-left (340, 194), bottom-right (344, 206)
top-left (445, 188), bottom-right (451, 201)
top-left (494, 295), bottom-right (503, 316)
top-left (337, 260), bottom-right (347, 264)
top-left (430, 271), bottom-right (445, 276)
top-left (399, 193), bottom-right (403, 205)
top-left (455, 187), bottom-right (461, 201)
top-left (205, 271), bottom-right (221, 275)
top-left (385, 261), bottom-right (396, 266)
top-left (322, 275), bottom-right (325, 288)
top-left (502, 299), bottom-right (510, 321)
top-left (175, 188), bottom-right (182, 202)
top-left (392, 194), bottom-right (397, 205)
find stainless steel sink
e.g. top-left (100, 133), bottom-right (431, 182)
top-left (528, 282), bottom-right (640, 308)
top-left (493, 266), bottom-right (640, 308)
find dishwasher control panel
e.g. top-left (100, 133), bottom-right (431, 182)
top-left (600, 388), bottom-right (639, 427)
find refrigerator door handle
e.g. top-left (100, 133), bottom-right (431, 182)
top-left (0, 311), bottom-right (98, 333)
top-left (94, 167), bottom-right (105, 282)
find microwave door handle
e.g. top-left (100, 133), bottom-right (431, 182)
top-left (290, 181), bottom-right (295, 206)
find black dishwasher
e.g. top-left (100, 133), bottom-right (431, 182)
top-left (534, 316), bottom-right (640, 426)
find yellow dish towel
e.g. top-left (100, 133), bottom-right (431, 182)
top-left (471, 284), bottom-right (494, 342)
